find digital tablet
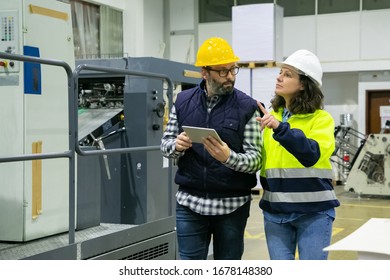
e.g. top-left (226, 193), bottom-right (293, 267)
top-left (182, 125), bottom-right (222, 144)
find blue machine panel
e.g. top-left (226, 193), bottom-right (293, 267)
top-left (23, 45), bottom-right (41, 95)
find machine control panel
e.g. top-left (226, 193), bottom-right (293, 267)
top-left (0, 10), bottom-right (19, 73)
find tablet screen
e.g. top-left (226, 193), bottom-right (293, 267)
top-left (182, 126), bottom-right (222, 144)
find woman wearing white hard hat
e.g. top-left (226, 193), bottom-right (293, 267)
top-left (256, 49), bottom-right (340, 260)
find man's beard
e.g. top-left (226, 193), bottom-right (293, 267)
top-left (208, 78), bottom-right (234, 97)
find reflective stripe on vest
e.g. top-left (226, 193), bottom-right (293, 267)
top-left (262, 189), bottom-right (337, 203)
top-left (266, 167), bottom-right (333, 179)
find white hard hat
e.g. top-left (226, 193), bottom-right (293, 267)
top-left (278, 49), bottom-right (323, 87)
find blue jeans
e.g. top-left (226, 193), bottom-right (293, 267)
top-left (175, 201), bottom-right (250, 260)
top-left (264, 213), bottom-right (334, 260)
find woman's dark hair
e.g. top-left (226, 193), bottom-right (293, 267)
top-left (270, 75), bottom-right (324, 114)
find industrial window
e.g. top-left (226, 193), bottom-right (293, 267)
top-left (237, 0), bottom-right (273, 5)
top-left (199, 0), bottom-right (234, 23)
top-left (198, 0), bottom-right (313, 22)
top-left (363, 0), bottom-right (390, 10)
top-left (318, 0), bottom-right (360, 14)
top-left (276, 0), bottom-right (315, 16)
top-left (100, 5), bottom-right (124, 58)
top-left (69, 0), bottom-right (123, 59)
top-left (199, 0), bottom-right (390, 23)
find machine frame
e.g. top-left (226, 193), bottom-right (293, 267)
top-left (0, 52), bottom-right (181, 260)
top-left (333, 125), bottom-right (390, 197)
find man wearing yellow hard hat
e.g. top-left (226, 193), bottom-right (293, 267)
top-left (161, 37), bottom-right (262, 260)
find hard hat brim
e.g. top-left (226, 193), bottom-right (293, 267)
top-left (276, 62), bottom-right (322, 88)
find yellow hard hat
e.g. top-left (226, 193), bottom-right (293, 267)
top-left (194, 37), bottom-right (240, 67)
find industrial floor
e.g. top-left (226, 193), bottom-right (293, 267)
top-left (242, 184), bottom-right (390, 260)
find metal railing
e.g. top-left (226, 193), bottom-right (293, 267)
top-left (73, 63), bottom-right (174, 156)
top-left (73, 62), bottom-right (176, 219)
top-left (0, 52), bottom-right (176, 248)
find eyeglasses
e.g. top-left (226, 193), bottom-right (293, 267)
top-left (205, 66), bottom-right (240, 77)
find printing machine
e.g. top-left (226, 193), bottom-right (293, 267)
top-left (0, 0), bottom-right (75, 253)
top-left (333, 125), bottom-right (390, 197)
top-left (0, 55), bottom-right (200, 260)
top-left (72, 57), bottom-right (201, 259)
top-left (0, 0), bottom-right (201, 260)
top-left (75, 57), bottom-right (200, 226)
